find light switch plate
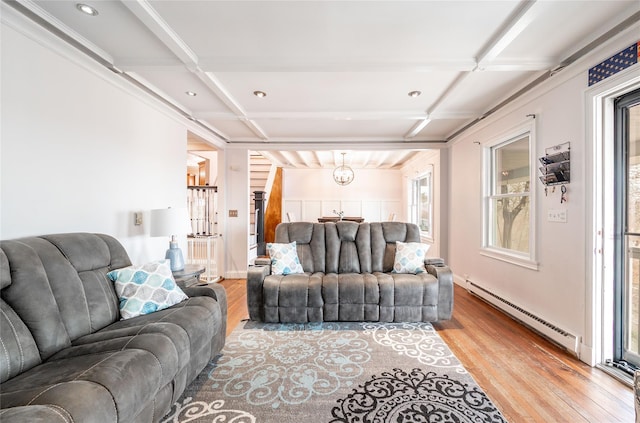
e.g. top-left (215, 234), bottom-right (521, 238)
top-left (229, 209), bottom-right (238, 217)
top-left (548, 209), bottom-right (567, 223)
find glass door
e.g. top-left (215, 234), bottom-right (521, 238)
top-left (615, 88), bottom-right (640, 369)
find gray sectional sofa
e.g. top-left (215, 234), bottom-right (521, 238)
top-left (0, 233), bottom-right (227, 423)
top-left (247, 221), bottom-right (453, 323)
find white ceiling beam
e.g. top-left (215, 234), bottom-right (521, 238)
top-left (386, 152), bottom-right (411, 169)
top-left (200, 110), bottom-right (466, 122)
top-left (241, 111), bottom-right (429, 121)
top-left (120, 0), bottom-right (269, 141)
top-left (195, 58), bottom-right (477, 73)
top-left (480, 59), bottom-right (555, 71)
top-left (193, 71), bottom-right (270, 140)
top-left (404, 118), bottom-right (432, 139)
top-left (296, 152), bottom-right (315, 168)
top-left (311, 151), bottom-right (322, 167)
top-left (256, 151), bottom-right (280, 166)
top-left (230, 138), bottom-right (446, 145)
top-left (16, 0), bottom-right (115, 66)
top-left (279, 151), bottom-right (300, 167)
top-left (476, 0), bottom-right (539, 69)
top-left (228, 141), bottom-right (447, 152)
top-left (430, 111), bottom-right (478, 120)
top-left (115, 57), bottom-right (551, 73)
top-left (414, 1), bottom-right (538, 131)
top-left (360, 151), bottom-right (374, 168)
top-left (120, 0), bottom-right (199, 65)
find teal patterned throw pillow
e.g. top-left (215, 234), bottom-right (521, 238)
top-left (107, 260), bottom-right (188, 320)
top-left (392, 241), bottom-right (430, 274)
top-left (267, 241), bottom-right (304, 275)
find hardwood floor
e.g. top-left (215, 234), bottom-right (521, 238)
top-left (218, 279), bottom-right (634, 422)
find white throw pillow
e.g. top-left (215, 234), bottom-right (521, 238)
top-left (266, 241), bottom-right (304, 275)
top-left (392, 241), bottom-right (430, 274)
top-left (107, 260), bottom-right (188, 320)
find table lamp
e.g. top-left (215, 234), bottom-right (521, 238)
top-left (150, 207), bottom-right (191, 271)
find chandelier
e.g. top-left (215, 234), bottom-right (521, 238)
top-left (333, 152), bottom-right (354, 186)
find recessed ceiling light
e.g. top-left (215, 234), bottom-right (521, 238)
top-left (408, 90), bottom-right (422, 97)
top-left (76, 3), bottom-right (99, 16)
top-left (253, 91), bottom-right (267, 98)
top-left (185, 91), bottom-right (197, 97)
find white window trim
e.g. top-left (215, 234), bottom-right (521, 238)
top-left (410, 166), bottom-right (434, 242)
top-left (481, 120), bottom-right (538, 270)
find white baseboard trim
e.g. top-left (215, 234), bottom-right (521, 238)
top-left (580, 343), bottom-right (596, 366)
top-left (225, 270), bottom-right (247, 279)
top-left (465, 278), bottom-right (581, 358)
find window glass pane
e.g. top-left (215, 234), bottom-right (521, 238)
top-left (626, 234), bottom-right (640, 356)
top-left (490, 195), bottom-right (530, 253)
top-left (624, 100), bottom-right (640, 363)
top-left (493, 136), bottom-right (530, 195)
top-left (419, 175), bottom-right (431, 233)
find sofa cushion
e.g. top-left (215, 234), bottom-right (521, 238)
top-left (0, 404), bottom-right (79, 423)
top-left (263, 273), bottom-right (324, 322)
top-left (392, 241), bottom-right (430, 274)
top-left (0, 299), bottom-right (41, 383)
top-left (107, 260), bottom-right (188, 320)
top-left (322, 273), bottom-right (381, 321)
top-left (0, 233), bottom-right (132, 361)
top-left (1, 349), bottom-right (160, 423)
top-left (96, 295), bottom-right (221, 384)
top-left (0, 249), bottom-right (9, 290)
top-left (41, 233), bottom-right (131, 335)
top-left (0, 239), bottom-right (73, 359)
top-left (266, 242), bottom-right (304, 275)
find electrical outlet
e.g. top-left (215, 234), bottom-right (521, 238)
top-left (548, 209), bottom-right (567, 223)
top-left (134, 212), bottom-right (143, 226)
top-left (229, 209), bottom-right (238, 217)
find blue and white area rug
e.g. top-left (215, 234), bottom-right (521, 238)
top-left (162, 321), bottom-right (507, 422)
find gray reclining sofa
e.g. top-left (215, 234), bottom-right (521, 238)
top-left (248, 221), bottom-right (453, 323)
top-left (0, 233), bottom-right (227, 423)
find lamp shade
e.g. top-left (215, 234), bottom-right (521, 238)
top-left (150, 207), bottom-right (191, 237)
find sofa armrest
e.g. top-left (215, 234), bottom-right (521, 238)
top-left (247, 264), bottom-right (271, 321)
top-left (182, 283), bottom-right (227, 318)
top-left (254, 257), bottom-right (271, 266)
top-left (0, 405), bottom-right (77, 423)
top-left (426, 262), bottom-right (453, 320)
top-left (424, 257), bottom-right (445, 267)
top-left (182, 283), bottom-right (228, 354)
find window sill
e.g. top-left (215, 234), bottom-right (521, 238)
top-left (480, 248), bottom-right (539, 271)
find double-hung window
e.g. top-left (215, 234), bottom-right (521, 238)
top-left (410, 166), bottom-right (433, 239)
top-left (483, 128), bottom-right (536, 268)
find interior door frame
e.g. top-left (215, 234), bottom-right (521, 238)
top-left (585, 68), bottom-right (640, 368)
top-left (614, 88), bottom-right (640, 366)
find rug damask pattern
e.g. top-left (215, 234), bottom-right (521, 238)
top-left (161, 322), bottom-right (507, 423)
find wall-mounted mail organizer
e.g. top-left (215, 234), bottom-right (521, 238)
top-left (539, 142), bottom-right (570, 186)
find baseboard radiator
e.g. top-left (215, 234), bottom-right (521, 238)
top-left (466, 280), bottom-right (580, 357)
top-left (187, 235), bottom-right (221, 283)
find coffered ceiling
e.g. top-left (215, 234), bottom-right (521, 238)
top-left (7, 0), bottom-right (639, 169)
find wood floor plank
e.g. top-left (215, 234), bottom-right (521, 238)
top-left (216, 279), bottom-right (635, 422)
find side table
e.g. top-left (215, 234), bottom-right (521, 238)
top-left (172, 264), bottom-right (206, 288)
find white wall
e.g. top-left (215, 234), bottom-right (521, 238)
top-left (0, 15), bottom-right (193, 264)
top-left (223, 148), bottom-right (250, 278)
top-left (448, 26), bottom-right (640, 358)
top-left (283, 168), bottom-right (403, 222)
